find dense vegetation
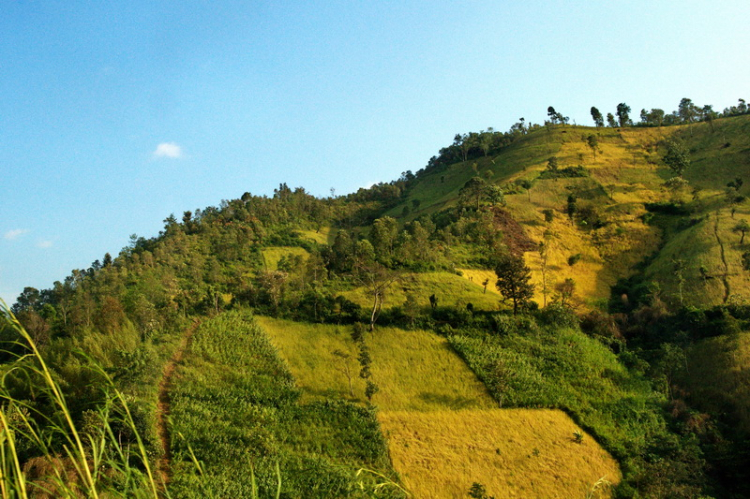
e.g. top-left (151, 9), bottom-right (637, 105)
top-left (3, 97), bottom-right (750, 497)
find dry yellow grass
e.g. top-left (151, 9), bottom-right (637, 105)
top-left (379, 409), bottom-right (621, 499)
top-left (255, 316), bottom-right (496, 411)
top-left (492, 128), bottom-right (670, 308)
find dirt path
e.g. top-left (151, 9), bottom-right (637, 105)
top-left (155, 320), bottom-right (199, 487)
top-left (714, 211), bottom-right (731, 303)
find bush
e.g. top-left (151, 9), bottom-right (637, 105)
top-left (568, 254), bottom-right (582, 266)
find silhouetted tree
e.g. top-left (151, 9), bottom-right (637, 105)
top-left (590, 106), bottom-right (604, 127)
top-left (616, 103), bottom-right (632, 127)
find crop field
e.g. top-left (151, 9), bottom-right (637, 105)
top-left (379, 409), bottom-right (620, 499)
top-left (255, 316), bottom-right (495, 411)
top-left (168, 312), bottom-right (403, 498)
top-left (257, 316), bottom-right (621, 498)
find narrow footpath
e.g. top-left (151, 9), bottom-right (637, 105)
top-left (155, 320), bottom-right (199, 487)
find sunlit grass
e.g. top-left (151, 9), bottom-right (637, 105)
top-left (379, 409), bottom-right (620, 499)
top-left (168, 311), bottom-right (403, 498)
top-left (260, 246), bottom-right (309, 271)
top-left (255, 316), bottom-right (495, 411)
top-left (298, 226), bottom-right (333, 245)
top-left (340, 271), bottom-right (503, 313)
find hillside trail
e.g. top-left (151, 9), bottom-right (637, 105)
top-left (714, 211), bottom-right (731, 303)
top-left (155, 319), bottom-right (199, 488)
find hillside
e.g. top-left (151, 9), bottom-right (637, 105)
top-left (4, 108), bottom-right (750, 497)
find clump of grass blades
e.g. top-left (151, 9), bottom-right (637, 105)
top-left (0, 300), bottom-right (161, 498)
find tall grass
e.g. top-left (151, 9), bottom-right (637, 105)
top-left (0, 301), bottom-right (161, 498)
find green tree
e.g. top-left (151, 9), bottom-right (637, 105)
top-left (590, 106), bottom-right (604, 127)
top-left (331, 229), bottom-right (354, 272)
top-left (616, 103), bottom-right (631, 127)
top-left (546, 156), bottom-right (559, 173)
top-left (566, 194), bottom-right (577, 221)
top-left (547, 106), bottom-right (558, 124)
top-left (663, 139), bottom-right (690, 177)
top-left (485, 184), bottom-right (505, 207)
top-left (332, 349), bottom-right (355, 397)
top-left (556, 278), bottom-right (576, 307)
top-left (495, 253), bottom-right (535, 315)
top-left (678, 97), bottom-right (697, 124)
top-left (370, 216), bottom-right (398, 264)
top-left (586, 134), bottom-right (599, 158)
top-left (460, 176), bottom-right (488, 210)
top-left (606, 113), bottom-right (617, 128)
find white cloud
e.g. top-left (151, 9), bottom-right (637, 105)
top-left (153, 142), bottom-right (184, 159)
top-left (37, 240), bottom-right (53, 249)
top-left (3, 229), bottom-right (28, 240)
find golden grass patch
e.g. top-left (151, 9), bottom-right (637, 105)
top-left (298, 226), bottom-right (333, 245)
top-left (255, 316), bottom-right (496, 411)
top-left (260, 246), bottom-right (309, 271)
top-left (379, 409), bottom-right (621, 499)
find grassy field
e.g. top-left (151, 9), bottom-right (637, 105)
top-left (379, 409), bottom-right (620, 499)
top-left (255, 316), bottom-right (495, 410)
top-left (340, 270), bottom-right (504, 314)
top-left (682, 332), bottom-right (750, 433)
top-left (261, 246), bottom-right (309, 270)
top-left (448, 318), bottom-right (690, 494)
top-left (299, 226), bottom-right (333, 245)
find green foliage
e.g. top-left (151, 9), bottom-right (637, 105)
top-left (448, 319), bottom-right (708, 496)
top-left (494, 253), bottom-right (534, 315)
top-left (663, 138), bottom-right (691, 177)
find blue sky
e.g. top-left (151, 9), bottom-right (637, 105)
top-left (2, 0), bottom-right (749, 304)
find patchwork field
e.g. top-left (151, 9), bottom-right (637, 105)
top-left (255, 316), bottom-right (495, 410)
top-left (256, 316), bottom-right (620, 498)
top-left (379, 409), bottom-right (620, 499)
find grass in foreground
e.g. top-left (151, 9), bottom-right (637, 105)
top-left (379, 409), bottom-right (620, 499)
top-left (0, 302), bottom-right (161, 499)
